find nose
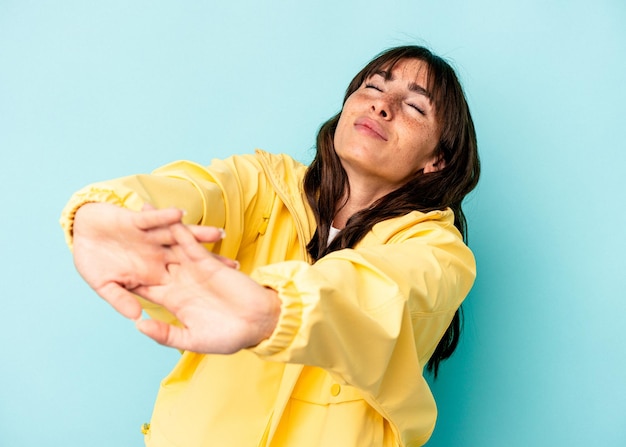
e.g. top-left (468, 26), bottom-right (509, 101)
top-left (371, 95), bottom-right (393, 120)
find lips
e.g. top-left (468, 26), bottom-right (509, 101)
top-left (354, 117), bottom-right (388, 141)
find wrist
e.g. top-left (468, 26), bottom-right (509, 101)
top-left (252, 287), bottom-right (281, 347)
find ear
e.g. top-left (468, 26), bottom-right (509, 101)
top-left (423, 153), bottom-right (446, 174)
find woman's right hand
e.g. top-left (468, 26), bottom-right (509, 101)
top-left (71, 202), bottom-right (225, 320)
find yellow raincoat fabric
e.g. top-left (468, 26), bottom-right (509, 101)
top-left (60, 150), bottom-right (476, 447)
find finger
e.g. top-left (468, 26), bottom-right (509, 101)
top-left (134, 207), bottom-right (184, 231)
top-left (140, 221), bottom-right (224, 248)
top-left (97, 282), bottom-right (143, 320)
top-left (176, 225), bottom-right (235, 267)
top-left (141, 203), bottom-right (174, 244)
top-left (143, 226), bottom-right (177, 246)
top-left (135, 319), bottom-right (173, 346)
top-left (131, 284), bottom-right (171, 310)
top-left (170, 223), bottom-right (220, 263)
top-left (136, 319), bottom-right (192, 350)
top-left (214, 255), bottom-right (240, 270)
top-left (163, 226), bottom-right (235, 269)
top-left (187, 225), bottom-right (226, 243)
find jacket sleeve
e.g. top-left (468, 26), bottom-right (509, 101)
top-left (59, 154), bottom-right (273, 323)
top-left (249, 211), bottom-right (476, 429)
top-left (60, 155), bottom-right (272, 257)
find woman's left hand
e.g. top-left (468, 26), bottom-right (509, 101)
top-left (132, 222), bottom-right (280, 354)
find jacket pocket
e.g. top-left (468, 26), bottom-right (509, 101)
top-left (273, 366), bottom-right (387, 446)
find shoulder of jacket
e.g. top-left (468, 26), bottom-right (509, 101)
top-left (369, 208), bottom-right (460, 244)
top-left (251, 149), bottom-right (308, 194)
top-left (253, 149), bottom-right (307, 173)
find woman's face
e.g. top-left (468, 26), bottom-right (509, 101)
top-left (334, 58), bottom-right (443, 194)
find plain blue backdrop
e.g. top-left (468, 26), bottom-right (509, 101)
top-left (1, 1), bottom-right (625, 446)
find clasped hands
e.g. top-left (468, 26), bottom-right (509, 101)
top-left (72, 203), bottom-right (280, 354)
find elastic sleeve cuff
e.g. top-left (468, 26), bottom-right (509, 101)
top-left (248, 262), bottom-right (307, 357)
top-left (59, 187), bottom-right (145, 250)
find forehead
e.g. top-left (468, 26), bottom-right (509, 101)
top-left (372, 58), bottom-right (431, 87)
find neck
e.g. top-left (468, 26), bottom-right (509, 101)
top-left (333, 179), bottom-right (393, 229)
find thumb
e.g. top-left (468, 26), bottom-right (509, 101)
top-left (136, 318), bottom-right (186, 349)
top-left (97, 283), bottom-right (143, 320)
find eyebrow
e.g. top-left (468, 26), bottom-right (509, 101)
top-left (373, 70), bottom-right (431, 98)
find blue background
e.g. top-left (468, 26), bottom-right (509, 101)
top-left (1, 1), bottom-right (625, 446)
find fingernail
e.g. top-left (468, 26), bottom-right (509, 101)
top-left (234, 260), bottom-right (240, 270)
top-left (219, 228), bottom-right (226, 239)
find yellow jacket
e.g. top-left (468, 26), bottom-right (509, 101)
top-left (60, 150), bottom-right (476, 447)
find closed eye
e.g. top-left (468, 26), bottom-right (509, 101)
top-left (407, 102), bottom-right (425, 115)
top-left (364, 83), bottom-right (383, 92)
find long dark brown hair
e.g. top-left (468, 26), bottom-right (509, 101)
top-left (303, 45), bottom-right (480, 377)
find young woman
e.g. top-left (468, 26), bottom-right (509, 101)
top-left (61, 45), bottom-right (480, 446)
